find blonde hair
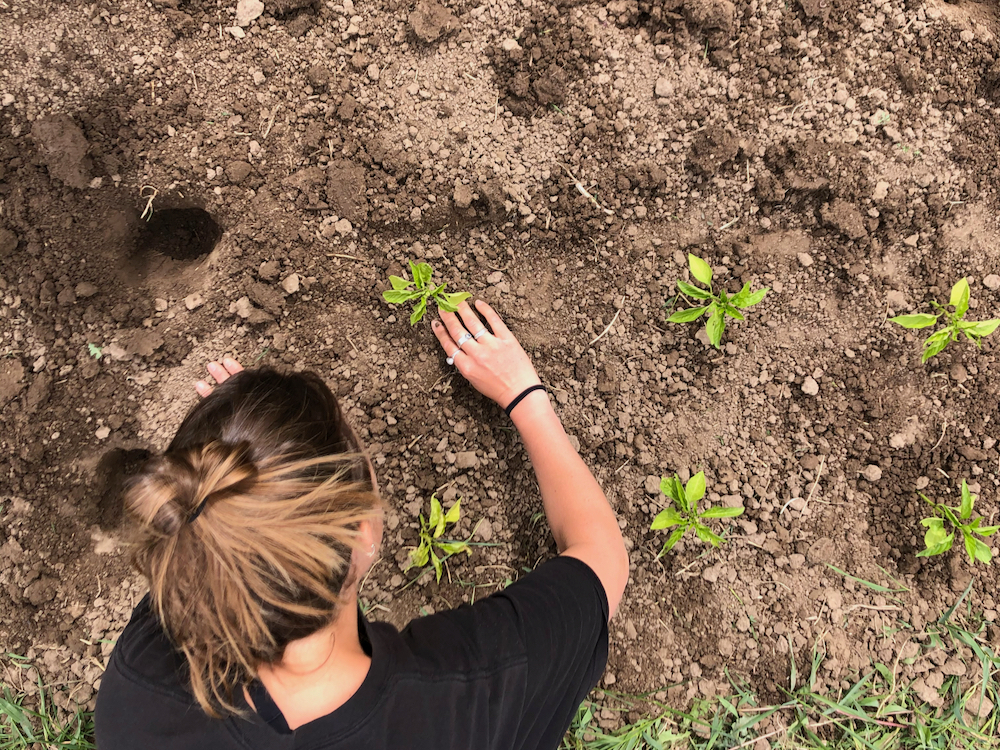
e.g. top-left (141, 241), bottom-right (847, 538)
top-left (125, 368), bottom-right (380, 717)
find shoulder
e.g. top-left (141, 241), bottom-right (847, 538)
top-left (100, 595), bottom-right (192, 701)
top-left (392, 557), bottom-right (607, 674)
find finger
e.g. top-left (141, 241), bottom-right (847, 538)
top-left (439, 309), bottom-right (472, 348)
top-left (431, 319), bottom-right (459, 356)
top-left (457, 301), bottom-right (489, 338)
top-left (206, 361), bottom-right (232, 385)
top-left (222, 358), bottom-right (244, 376)
top-left (195, 380), bottom-right (214, 398)
top-left (475, 300), bottom-right (512, 339)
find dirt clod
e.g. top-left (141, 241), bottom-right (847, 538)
top-left (30, 114), bottom-right (92, 189)
top-left (409, 1), bottom-right (459, 43)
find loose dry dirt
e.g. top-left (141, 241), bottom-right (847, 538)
top-left (2, 0), bottom-right (1000, 732)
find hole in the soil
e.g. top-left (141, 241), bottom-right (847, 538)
top-left (93, 447), bottom-right (151, 529)
top-left (137, 207), bottom-right (222, 261)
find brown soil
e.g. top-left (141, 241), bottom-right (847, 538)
top-left (2, 0), bottom-right (1000, 730)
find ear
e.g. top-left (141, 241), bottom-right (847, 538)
top-left (350, 514), bottom-right (384, 580)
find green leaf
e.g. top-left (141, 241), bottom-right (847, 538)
top-left (429, 496), bottom-right (444, 537)
top-left (916, 532), bottom-right (953, 557)
top-left (921, 329), bottom-right (952, 362)
top-left (950, 278), bottom-right (970, 317)
top-left (723, 306), bottom-right (745, 321)
top-left (730, 282), bottom-right (752, 306)
top-left (443, 498), bottom-right (461, 525)
top-left (732, 288), bottom-right (768, 309)
top-left (685, 472), bottom-right (706, 505)
top-left (409, 261), bottom-right (433, 288)
top-left (408, 543), bottom-right (430, 569)
top-left (962, 530), bottom-right (979, 564)
top-left (688, 254), bottom-right (713, 287)
top-left (921, 517), bottom-right (948, 549)
top-left (436, 291), bottom-right (471, 312)
top-left (389, 275), bottom-right (412, 291)
top-left (651, 508), bottom-right (684, 530)
top-left (660, 526), bottom-right (687, 554)
top-left (88, 343), bottom-right (103, 359)
top-left (973, 539), bottom-right (992, 563)
top-left (706, 309), bottom-right (726, 348)
top-left (437, 540), bottom-right (470, 556)
top-left (668, 306), bottom-right (709, 323)
top-left (701, 506), bottom-right (745, 519)
top-left (940, 505), bottom-right (961, 528)
top-left (676, 280), bottom-right (712, 299)
top-left (383, 289), bottom-right (420, 304)
top-left (430, 550), bottom-right (443, 582)
top-left (660, 475), bottom-right (682, 502)
top-left (889, 314), bottom-right (939, 329)
top-left (960, 480), bottom-right (974, 520)
top-left (977, 524), bottom-right (999, 537)
top-left (409, 296), bottom-right (428, 325)
top-left (694, 524), bottom-right (724, 547)
top-left (962, 319), bottom-right (1000, 337)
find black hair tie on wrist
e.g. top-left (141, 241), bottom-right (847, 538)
top-left (504, 384), bottom-right (547, 418)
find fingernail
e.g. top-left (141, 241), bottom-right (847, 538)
top-left (223, 357), bottom-right (236, 366)
top-left (432, 320), bottom-right (440, 328)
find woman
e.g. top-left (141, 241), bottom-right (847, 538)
top-left (95, 300), bottom-right (629, 750)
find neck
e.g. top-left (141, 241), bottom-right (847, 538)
top-left (261, 588), bottom-right (364, 680)
top-left (252, 587), bottom-right (372, 729)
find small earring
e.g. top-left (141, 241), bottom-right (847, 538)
top-left (368, 543), bottom-right (376, 557)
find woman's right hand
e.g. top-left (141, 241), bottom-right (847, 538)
top-left (432, 300), bottom-right (542, 410)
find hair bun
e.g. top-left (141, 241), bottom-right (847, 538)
top-left (128, 441), bottom-right (258, 535)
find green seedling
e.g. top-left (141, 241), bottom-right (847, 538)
top-left (889, 278), bottom-right (1000, 362)
top-left (667, 254), bottom-right (768, 348)
top-left (407, 494), bottom-right (472, 582)
top-left (917, 479), bottom-right (998, 564)
top-left (382, 260), bottom-right (471, 325)
top-left (650, 471), bottom-right (744, 555)
top-left (87, 343), bottom-right (103, 359)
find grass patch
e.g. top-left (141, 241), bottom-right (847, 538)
top-left (0, 656), bottom-right (95, 750)
top-left (565, 591), bottom-right (998, 749)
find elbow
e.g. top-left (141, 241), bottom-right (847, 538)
top-left (607, 538), bottom-right (630, 619)
top-left (617, 541), bottom-right (631, 594)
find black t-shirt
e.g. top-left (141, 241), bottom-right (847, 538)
top-left (95, 556), bottom-right (609, 750)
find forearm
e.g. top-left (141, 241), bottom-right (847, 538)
top-left (510, 392), bottom-right (624, 557)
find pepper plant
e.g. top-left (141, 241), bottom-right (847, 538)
top-left (382, 261), bottom-right (471, 325)
top-left (667, 254), bottom-right (768, 348)
top-left (889, 278), bottom-right (1000, 362)
top-left (407, 494), bottom-right (472, 582)
top-left (650, 471), bottom-right (744, 555)
top-left (917, 479), bottom-right (998, 564)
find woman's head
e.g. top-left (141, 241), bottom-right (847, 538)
top-left (126, 367), bottom-right (381, 716)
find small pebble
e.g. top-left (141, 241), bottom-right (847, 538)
top-left (862, 465), bottom-right (883, 482)
top-left (281, 274), bottom-right (300, 294)
top-left (984, 274), bottom-right (1000, 291)
top-left (797, 252), bottom-right (813, 267)
top-left (801, 376), bottom-right (819, 396)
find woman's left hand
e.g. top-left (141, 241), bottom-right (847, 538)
top-left (194, 358), bottom-right (243, 397)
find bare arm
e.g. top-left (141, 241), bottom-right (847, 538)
top-left (432, 301), bottom-right (629, 617)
